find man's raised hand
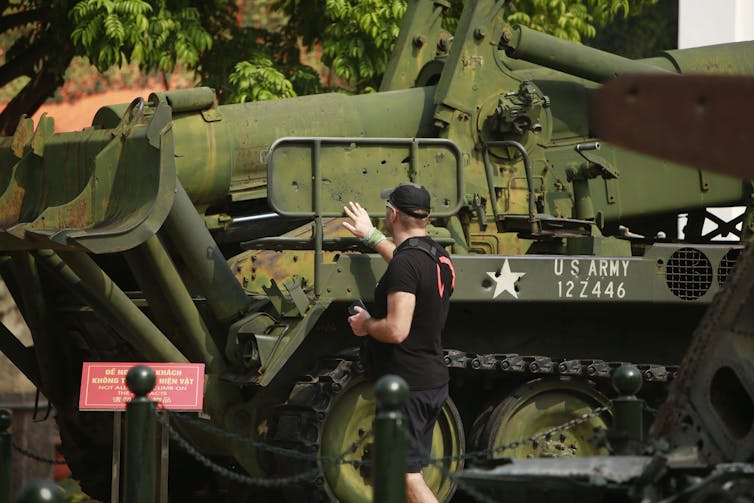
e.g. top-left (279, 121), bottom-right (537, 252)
top-left (342, 201), bottom-right (373, 239)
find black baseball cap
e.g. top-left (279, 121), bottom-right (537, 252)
top-left (380, 182), bottom-right (431, 219)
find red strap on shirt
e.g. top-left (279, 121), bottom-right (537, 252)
top-left (436, 256), bottom-right (456, 298)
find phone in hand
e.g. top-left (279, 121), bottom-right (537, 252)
top-left (348, 300), bottom-right (366, 316)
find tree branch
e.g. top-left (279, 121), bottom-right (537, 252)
top-left (0, 9), bottom-right (43, 34)
top-left (0, 38), bottom-right (52, 88)
top-left (0, 43), bottom-right (74, 136)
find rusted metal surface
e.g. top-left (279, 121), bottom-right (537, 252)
top-left (9, 117), bottom-right (33, 159)
top-left (0, 179), bottom-right (26, 230)
top-left (233, 217), bottom-right (352, 293)
top-left (591, 74), bottom-right (754, 178)
top-left (0, 107), bottom-right (176, 253)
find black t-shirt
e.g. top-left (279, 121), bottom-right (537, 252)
top-left (367, 236), bottom-right (454, 390)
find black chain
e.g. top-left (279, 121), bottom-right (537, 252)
top-left (479, 404), bottom-right (611, 460)
top-left (168, 410), bottom-right (321, 462)
top-left (455, 406), bottom-right (610, 503)
top-left (157, 398), bottom-right (610, 496)
top-left (337, 429), bottom-right (375, 467)
top-left (419, 405), bottom-right (611, 503)
top-left (155, 406), bottom-right (378, 487)
top-left (3, 397), bottom-right (611, 497)
top-left (12, 442), bottom-right (68, 465)
top-left (425, 405), bottom-right (611, 465)
top-left (165, 409), bottom-right (371, 467)
top-left (155, 408), bottom-right (321, 488)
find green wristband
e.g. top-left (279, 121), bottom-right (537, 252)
top-left (362, 227), bottom-right (386, 248)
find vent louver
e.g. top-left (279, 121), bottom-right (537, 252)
top-left (666, 247), bottom-right (712, 300)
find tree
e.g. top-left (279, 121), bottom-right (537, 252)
top-left (264, 0), bottom-right (658, 92)
top-left (0, 0), bottom-right (659, 135)
top-left (588, 0), bottom-right (677, 57)
top-left (0, 0), bottom-right (231, 135)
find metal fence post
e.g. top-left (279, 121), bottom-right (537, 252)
top-left (123, 365), bottom-right (156, 503)
top-left (373, 375), bottom-right (408, 503)
top-left (16, 479), bottom-right (64, 503)
top-left (611, 364), bottom-right (644, 455)
top-left (0, 409), bottom-right (10, 503)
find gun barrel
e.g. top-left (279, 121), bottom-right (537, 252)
top-left (504, 24), bottom-right (674, 82)
top-left (94, 86), bottom-right (438, 207)
top-left (660, 42), bottom-right (754, 74)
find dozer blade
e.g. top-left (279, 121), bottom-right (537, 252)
top-left (0, 98), bottom-right (176, 254)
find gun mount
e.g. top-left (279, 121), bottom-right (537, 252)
top-left (453, 71), bottom-right (754, 502)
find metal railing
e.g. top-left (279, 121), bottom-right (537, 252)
top-left (1, 364), bottom-right (647, 502)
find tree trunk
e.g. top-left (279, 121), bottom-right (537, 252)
top-left (0, 45), bottom-right (74, 136)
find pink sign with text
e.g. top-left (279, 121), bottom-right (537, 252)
top-left (79, 362), bottom-right (205, 411)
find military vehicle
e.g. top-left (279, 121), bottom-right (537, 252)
top-left (0, 0), bottom-right (752, 501)
top-left (454, 72), bottom-right (754, 502)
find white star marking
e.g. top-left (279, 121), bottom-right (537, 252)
top-left (487, 259), bottom-right (526, 299)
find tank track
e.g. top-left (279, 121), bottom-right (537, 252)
top-left (266, 350), bottom-right (678, 502)
top-left (266, 356), bottom-right (361, 501)
top-left (442, 350), bottom-right (679, 384)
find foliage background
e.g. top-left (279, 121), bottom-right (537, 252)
top-left (0, 0), bottom-right (676, 133)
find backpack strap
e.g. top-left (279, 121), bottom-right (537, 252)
top-left (401, 237), bottom-right (456, 295)
top-left (403, 237), bottom-right (439, 261)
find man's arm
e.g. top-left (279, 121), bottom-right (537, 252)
top-left (348, 291), bottom-right (415, 344)
top-left (342, 201), bottom-right (396, 262)
top-left (372, 239), bottom-right (396, 263)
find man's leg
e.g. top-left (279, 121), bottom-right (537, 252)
top-left (406, 472), bottom-right (438, 503)
top-left (403, 385), bottom-right (448, 503)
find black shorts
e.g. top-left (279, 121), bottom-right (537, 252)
top-left (402, 384), bottom-right (448, 473)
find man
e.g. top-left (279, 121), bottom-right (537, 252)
top-left (343, 182), bottom-right (455, 503)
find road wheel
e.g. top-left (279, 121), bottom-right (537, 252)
top-left (320, 378), bottom-right (464, 502)
top-left (269, 358), bottom-right (465, 502)
top-left (470, 378), bottom-right (609, 459)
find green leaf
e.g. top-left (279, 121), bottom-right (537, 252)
top-left (104, 13), bottom-right (124, 42)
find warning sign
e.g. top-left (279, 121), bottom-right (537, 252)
top-left (79, 362), bottom-right (205, 411)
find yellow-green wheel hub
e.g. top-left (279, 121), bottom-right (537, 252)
top-left (473, 378), bottom-right (610, 459)
top-left (320, 378), bottom-right (464, 502)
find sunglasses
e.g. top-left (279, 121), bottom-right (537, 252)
top-left (385, 200), bottom-right (396, 211)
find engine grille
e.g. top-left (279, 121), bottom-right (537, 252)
top-left (717, 248), bottom-right (742, 287)
top-left (666, 247), bottom-right (713, 301)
